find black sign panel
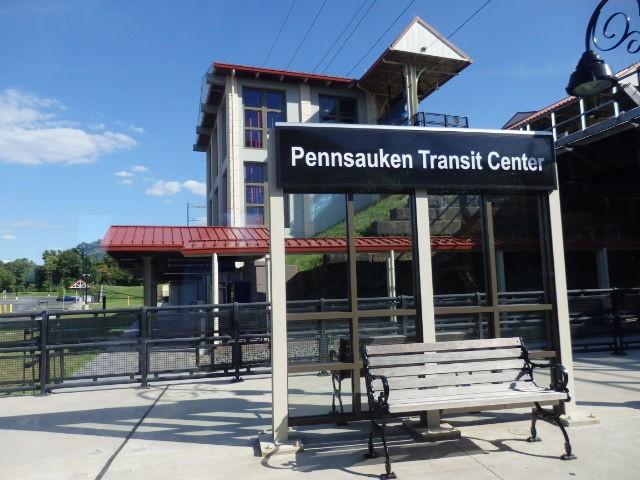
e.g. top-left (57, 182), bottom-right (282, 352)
top-left (275, 124), bottom-right (556, 191)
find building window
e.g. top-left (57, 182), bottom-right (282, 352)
top-left (319, 95), bottom-right (357, 123)
top-left (243, 88), bottom-right (285, 148)
top-left (245, 163), bottom-right (266, 225)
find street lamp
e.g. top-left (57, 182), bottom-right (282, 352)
top-left (567, 0), bottom-right (640, 97)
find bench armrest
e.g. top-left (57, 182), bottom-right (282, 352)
top-left (530, 361), bottom-right (571, 399)
top-left (365, 373), bottom-right (390, 409)
top-left (550, 364), bottom-right (570, 398)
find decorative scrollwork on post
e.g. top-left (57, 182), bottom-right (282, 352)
top-left (587, 0), bottom-right (640, 54)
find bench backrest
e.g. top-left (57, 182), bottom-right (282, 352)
top-left (362, 337), bottom-right (530, 394)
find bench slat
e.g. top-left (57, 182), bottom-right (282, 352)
top-left (387, 389), bottom-right (567, 413)
top-left (366, 347), bottom-right (523, 367)
top-left (370, 369), bottom-right (526, 391)
top-left (384, 381), bottom-right (539, 402)
top-left (365, 337), bottom-right (522, 355)
top-left (370, 358), bottom-right (525, 377)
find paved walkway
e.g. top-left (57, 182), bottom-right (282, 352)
top-left (0, 350), bottom-right (638, 479)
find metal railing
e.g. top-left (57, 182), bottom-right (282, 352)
top-left (411, 111), bottom-right (469, 128)
top-left (1, 288), bottom-right (638, 395)
top-left (0, 302), bottom-right (271, 395)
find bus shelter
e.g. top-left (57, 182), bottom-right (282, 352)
top-left (267, 123), bottom-right (575, 446)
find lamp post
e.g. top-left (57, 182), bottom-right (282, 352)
top-left (567, 0), bottom-right (640, 97)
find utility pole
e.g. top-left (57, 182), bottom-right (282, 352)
top-left (187, 202), bottom-right (206, 226)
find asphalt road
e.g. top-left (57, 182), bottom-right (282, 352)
top-left (0, 295), bottom-right (68, 314)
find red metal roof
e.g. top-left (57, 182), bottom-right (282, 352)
top-left (100, 225), bottom-right (552, 257)
top-left (212, 62), bottom-right (356, 86)
top-left (102, 225), bottom-right (640, 258)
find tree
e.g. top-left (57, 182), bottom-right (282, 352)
top-left (42, 253), bottom-right (60, 292)
top-left (4, 258), bottom-right (36, 291)
top-left (56, 249), bottom-right (83, 288)
top-left (0, 264), bottom-right (16, 291)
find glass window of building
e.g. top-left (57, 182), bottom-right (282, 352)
top-left (319, 95), bottom-right (357, 123)
top-left (243, 88), bottom-right (285, 148)
top-left (245, 163), bottom-right (266, 225)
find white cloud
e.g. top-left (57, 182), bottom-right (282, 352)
top-left (116, 121), bottom-right (145, 134)
top-left (0, 89), bottom-right (138, 166)
top-left (129, 125), bottom-right (145, 134)
top-left (0, 220), bottom-right (61, 229)
top-left (1, 234), bottom-right (16, 240)
top-left (184, 180), bottom-right (206, 196)
top-left (131, 165), bottom-right (149, 173)
top-left (118, 178), bottom-right (134, 185)
top-left (146, 179), bottom-right (206, 197)
top-left (114, 171), bottom-right (134, 178)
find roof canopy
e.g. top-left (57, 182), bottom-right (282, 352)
top-left (358, 17), bottom-right (472, 102)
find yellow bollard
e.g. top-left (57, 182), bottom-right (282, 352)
top-left (127, 295), bottom-right (130, 306)
top-left (9, 303), bottom-right (12, 313)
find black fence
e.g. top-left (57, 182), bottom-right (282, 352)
top-left (0, 302), bottom-right (271, 395)
top-left (1, 289), bottom-right (638, 395)
top-left (568, 288), bottom-right (640, 354)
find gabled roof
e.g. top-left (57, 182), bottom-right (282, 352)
top-left (358, 17), bottom-right (472, 102)
top-left (68, 278), bottom-right (91, 289)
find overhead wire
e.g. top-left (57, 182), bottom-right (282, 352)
top-left (322, 0), bottom-right (377, 74)
top-left (345, 0), bottom-right (415, 77)
top-left (447, 0), bottom-right (493, 38)
top-left (345, 0), bottom-right (493, 78)
top-left (313, 0), bottom-right (370, 73)
top-left (286, 0), bottom-right (329, 69)
top-left (263, 0), bottom-right (297, 66)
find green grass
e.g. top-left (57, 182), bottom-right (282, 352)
top-left (1, 310), bottom-right (138, 394)
top-left (96, 285), bottom-right (144, 309)
top-left (287, 194), bottom-right (409, 272)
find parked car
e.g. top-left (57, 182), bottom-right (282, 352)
top-left (56, 296), bottom-right (77, 302)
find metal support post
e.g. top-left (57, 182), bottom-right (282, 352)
top-left (140, 306), bottom-right (149, 388)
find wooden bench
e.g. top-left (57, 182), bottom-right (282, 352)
top-left (361, 337), bottom-right (575, 479)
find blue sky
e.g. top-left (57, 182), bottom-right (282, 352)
top-left (0, 0), bottom-right (637, 264)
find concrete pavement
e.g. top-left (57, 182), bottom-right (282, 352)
top-left (0, 349), bottom-right (638, 479)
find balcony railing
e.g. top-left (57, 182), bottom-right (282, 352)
top-left (411, 111), bottom-right (469, 128)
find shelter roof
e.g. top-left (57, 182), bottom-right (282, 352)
top-left (101, 225), bottom-right (623, 258)
top-left (357, 17), bottom-right (472, 103)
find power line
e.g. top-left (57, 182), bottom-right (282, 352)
top-left (263, 0), bottom-right (297, 67)
top-left (448, 0), bottom-right (493, 38)
top-left (313, 0), bottom-right (370, 73)
top-left (286, 0), bottom-right (329, 69)
top-left (345, 0), bottom-right (415, 77)
top-left (322, 0), bottom-right (377, 74)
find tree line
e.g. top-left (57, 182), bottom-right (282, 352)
top-left (0, 240), bottom-right (141, 294)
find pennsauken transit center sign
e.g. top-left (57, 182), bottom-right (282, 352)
top-left (275, 124), bottom-right (557, 192)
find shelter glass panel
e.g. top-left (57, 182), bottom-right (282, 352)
top-left (430, 193), bottom-right (486, 300)
top-left (490, 194), bottom-right (546, 304)
top-left (287, 318), bottom-right (351, 365)
top-left (435, 313), bottom-right (490, 342)
top-left (289, 370), bottom-right (353, 417)
top-left (499, 311), bottom-right (550, 350)
top-left (285, 193), bottom-right (349, 307)
top-left (354, 193), bottom-right (417, 345)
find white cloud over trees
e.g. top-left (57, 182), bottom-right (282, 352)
top-left (146, 179), bottom-right (206, 197)
top-left (0, 89), bottom-right (137, 165)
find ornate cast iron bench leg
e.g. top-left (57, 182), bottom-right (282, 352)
top-left (364, 410), bottom-right (396, 480)
top-left (527, 402), bottom-right (577, 460)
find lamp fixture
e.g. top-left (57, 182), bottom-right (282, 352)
top-left (567, 50), bottom-right (617, 96)
top-left (566, 0), bottom-right (639, 97)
